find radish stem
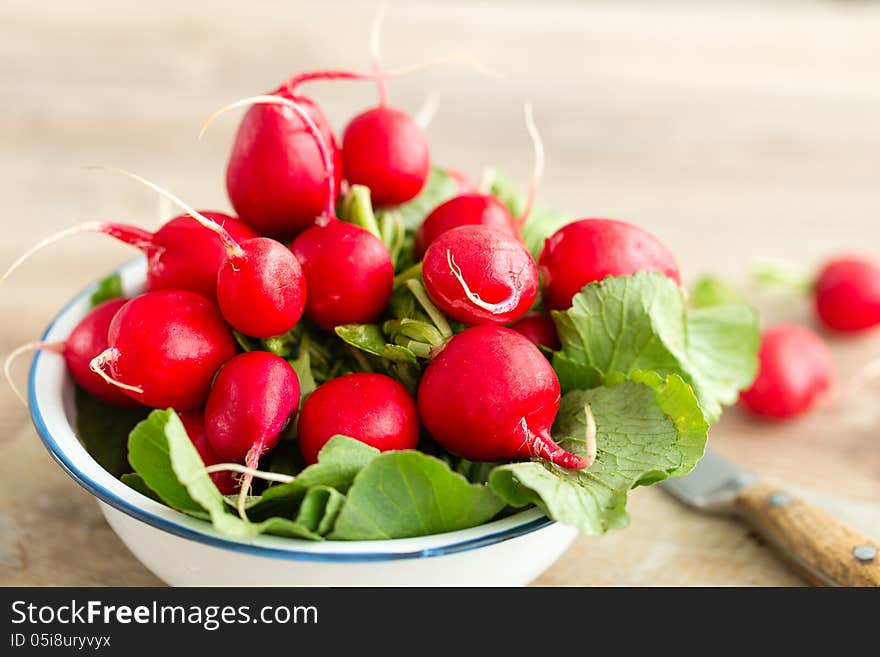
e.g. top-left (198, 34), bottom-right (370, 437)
top-left (406, 279), bottom-right (452, 338)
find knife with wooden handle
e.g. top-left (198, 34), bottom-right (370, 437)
top-left (660, 449), bottom-right (880, 586)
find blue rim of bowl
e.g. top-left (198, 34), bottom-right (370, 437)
top-left (27, 261), bottom-right (555, 562)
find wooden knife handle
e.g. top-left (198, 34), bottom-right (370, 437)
top-left (734, 481), bottom-right (880, 587)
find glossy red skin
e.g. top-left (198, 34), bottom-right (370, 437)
top-left (297, 373), bottom-right (419, 465)
top-left (422, 225), bottom-right (538, 326)
top-left (538, 218), bottom-right (681, 311)
top-left (740, 324), bottom-right (835, 420)
top-left (342, 106), bottom-right (430, 206)
top-left (107, 290), bottom-right (237, 410)
top-left (179, 411), bottom-right (238, 495)
top-left (509, 313), bottom-right (560, 351)
top-left (414, 194), bottom-right (518, 259)
top-left (63, 298), bottom-right (137, 406)
top-left (102, 213), bottom-right (258, 301)
top-left (814, 257), bottom-right (880, 333)
top-left (290, 219), bottom-right (394, 329)
top-left (216, 237), bottom-right (306, 338)
top-left (226, 91), bottom-right (343, 238)
top-left (418, 326), bottom-right (583, 467)
top-left (205, 351), bottom-right (300, 463)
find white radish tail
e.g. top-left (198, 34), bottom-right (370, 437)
top-left (446, 250), bottom-right (521, 315)
top-left (86, 166), bottom-right (244, 259)
top-left (4, 341), bottom-right (64, 406)
top-left (1, 222), bottom-right (104, 286)
top-left (89, 348), bottom-right (144, 395)
top-left (414, 91), bottom-right (440, 130)
top-left (370, 1), bottom-right (390, 106)
top-left (518, 102), bottom-right (545, 226)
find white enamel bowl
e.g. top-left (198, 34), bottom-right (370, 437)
top-left (27, 258), bottom-right (577, 586)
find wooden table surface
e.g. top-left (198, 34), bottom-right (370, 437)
top-left (1, 0), bottom-right (879, 586)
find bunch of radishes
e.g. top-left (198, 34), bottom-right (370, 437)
top-left (4, 42), bottom-right (699, 512)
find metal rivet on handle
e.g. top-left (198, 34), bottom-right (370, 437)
top-left (853, 544), bottom-right (877, 563)
top-left (767, 492), bottom-right (791, 507)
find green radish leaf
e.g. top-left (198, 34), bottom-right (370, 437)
top-left (288, 334), bottom-right (317, 403)
top-left (552, 271), bottom-right (759, 422)
top-left (120, 473), bottom-right (162, 502)
top-left (330, 451), bottom-right (506, 540)
top-left (261, 330), bottom-right (298, 358)
top-left (89, 272), bottom-right (124, 307)
top-left (488, 171), bottom-right (572, 259)
top-left (232, 330), bottom-right (260, 352)
top-left (75, 386), bottom-right (149, 477)
top-left (552, 355), bottom-right (602, 393)
top-left (295, 486), bottom-right (346, 535)
top-left (381, 344), bottom-right (420, 365)
top-left (334, 324), bottom-right (387, 357)
top-left (489, 372), bottom-right (708, 534)
top-left (244, 436), bottom-right (380, 521)
top-left (690, 275), bottom-right (747, 308)
top-left (128, 410), bottom-right (207, 517)
top-left (128, 409), bottom-right (326, 540)
top-left (392, 167), bottom-right (458, 231)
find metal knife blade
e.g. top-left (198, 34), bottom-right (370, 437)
top-left (660, 448), bottom-right (758, 513)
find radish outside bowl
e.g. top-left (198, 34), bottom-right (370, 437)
top-left (27, 258), bottom-right (577, 586)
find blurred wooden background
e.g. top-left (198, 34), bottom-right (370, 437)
top-left (1, 0), bottom-right (879, 586)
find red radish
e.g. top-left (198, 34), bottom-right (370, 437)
top-left (510, 312), bottom-right (560, 351)
top-left (4, 298), bottom-right (136, 407)
top-left (417, 326), bottom-right (587, 469)
top-left (814, 256), bottom-right (880, 333)
top-left (215, 236), bottom-right (307, 338)
top-left (342, 106), bottom-right (430, 206)
top-left (340, 10), bottom-right (430, 207)
top-left (204, 351), bottom-right (299, 464)
top-left (225, 88), bottom-right (343, 237)
top-left (414, 195), bottom-right (517, 259)
top-left (414, 104), bottom-right (543, 257)
top-left (90, 290), bottom-right (237, 410)
top-left (539, 218), bottom-right (681, 311)
top-left (204, 351), bottom-right (299, 516)
top-left (291, 220), bottom-right (393, 329)
top-left (422, 225), bottom-right (539, 326)
top-left (1, 212), bottom-right (257, 303)
top-left (179, 411), bottom-right (238, 495)
top-left (297, 373), bottom-right (419, 465)
top-left (740, 324), bottom-right (835, 419)
top-left (94, 168), bottom-right (307, 339)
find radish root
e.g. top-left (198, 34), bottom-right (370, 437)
top-left (370, 1), bottom-right (390, 106)
top-left (199, 95), bottom-right (336, 219)
top-left (1, 222), bottom-right (104, 286)
top-left (88, 348), bottom-right (144, 395)
top-left (414, 91), bottom-right (440, 130)
top-left (86, 166), bottom-right (244, 259)
top-left (583, 403), bottom-right (597, 468)
top-left (4, 342), bottom-right (64, 407)
top-left (446, 250), bottom-right (520, 315)
top-left (195, 463), bottom-right (295, 485)
top-left (518, 102), bottom-right (545, 226)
